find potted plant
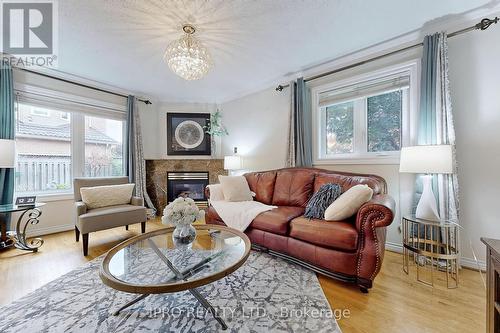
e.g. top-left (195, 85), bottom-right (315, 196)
top-left (204, 109), bottom-right (228, 157)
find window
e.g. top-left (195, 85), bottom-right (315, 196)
top-left (14, 94), bottom-right (127, 196)
top-left (314, 62), bottom-right (417, 164)
top-left (15, 103), bottom-right (72, 195)
top-left (325, 101), bottom-right (354, 154)
top-left (84, 116), bottom-right (124, 177)
top-left (30, 108), bottom-right (50, 117)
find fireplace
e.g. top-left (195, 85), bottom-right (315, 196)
top-left (167, 172), bottom-right (209, 207)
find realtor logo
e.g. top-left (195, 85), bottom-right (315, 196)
top-left (1, 0), bottom-right (58, 67)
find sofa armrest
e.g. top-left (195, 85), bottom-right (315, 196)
top-left (131, 196), bottom-right (144, 206)
top-left (354, 194), bottom-right (396, 288)
top-left (75, 201), bottom-right (87, 216)
top-left (355, 194), bottom-right (396, 231)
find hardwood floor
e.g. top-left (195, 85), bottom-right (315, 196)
top-left (0, 218), bottom-right (485, 332)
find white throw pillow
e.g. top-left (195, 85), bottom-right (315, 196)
top-left (324, 184), bottom-right (373, 221)
top-left (207, 184), bottom-right (225, 201)
top-left (80, 183), bottom-right (135, 210)
top-left (218, 175), bottom-right (253, 202)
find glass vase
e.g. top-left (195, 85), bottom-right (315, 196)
top-left (172, 223), bottom-right (196, 246)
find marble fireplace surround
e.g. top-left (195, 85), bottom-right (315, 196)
top-left (146, 159), bottom-right (227, 214)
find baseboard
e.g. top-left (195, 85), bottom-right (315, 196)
top-left (460, 257), bottom-right (486, 271)
top-left (25, 224), bottom-right (74, 237)
top-left (385, 241), bottom-right (403, 253)
top-left (384, 241), bottom-right (486, 271)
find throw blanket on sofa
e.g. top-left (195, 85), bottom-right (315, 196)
top-left (210, 200), bottom-right (277, 232)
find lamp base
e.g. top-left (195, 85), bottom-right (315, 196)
top-left (415, 175), bottom-right (440, 221)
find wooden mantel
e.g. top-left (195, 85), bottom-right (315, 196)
top-left (146, 159), bottom-right (227, 214)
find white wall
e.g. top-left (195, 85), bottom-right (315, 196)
top-left (219, 13), bottom-right (500, 268)
top-left (221, 88), bottom-right (290, 171)
top-left (448, 25), bottom-right (500, 267)
top-left (142, 102), bottom-right (222, 159)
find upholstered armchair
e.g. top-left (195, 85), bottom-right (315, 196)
top-left (73, 177), bottom-right (147, 256)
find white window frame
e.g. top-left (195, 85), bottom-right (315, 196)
top-left (312, 60), bottom-right (419, 165)
top-left (14, 83), bottom-right (127, 199)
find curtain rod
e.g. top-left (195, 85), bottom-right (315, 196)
top-left (276, 17), bottom-right (499, 91)
top-left (15, 67), bottom-right (152, 105)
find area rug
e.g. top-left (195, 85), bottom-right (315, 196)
top-left (0, 251), bottom-right (341, 333)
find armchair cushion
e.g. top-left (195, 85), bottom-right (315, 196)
top-left (80, 183), bottom-right (135, 209)
top-left (77, 204), bottom-right (146, 234)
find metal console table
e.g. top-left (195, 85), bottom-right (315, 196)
top-left (402, 214), bottom-right (459, 288)
top-left (0, 203), bottom-right (45, 252)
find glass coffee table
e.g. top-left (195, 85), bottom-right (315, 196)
top-left (99, 224), bottom-right (251, 330)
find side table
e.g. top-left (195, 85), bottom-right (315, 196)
top-left (402, 215), bottom-right (459, 288)
top-left (0, 203), bottom-right (45, 252)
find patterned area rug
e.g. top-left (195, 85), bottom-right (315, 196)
top-left (0, 251), bottom-right (341, 333)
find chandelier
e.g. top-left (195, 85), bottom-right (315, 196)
top-left (164, 24), bottom-right (213, 81)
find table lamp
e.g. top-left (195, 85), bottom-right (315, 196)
top-left (224, 147), bottom-right (242, 176)
top-left (0, 139), bottom-right (16, 168)
top-left (399, 145), bottom-right (453, 221)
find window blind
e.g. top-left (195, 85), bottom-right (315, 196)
top-left (318, 72), bottom-right (410, 107)
top-left (15, 89), bottom-right (127, 121)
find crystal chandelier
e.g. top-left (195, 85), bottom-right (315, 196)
top-left (164, 24), bottom-right (213, 80)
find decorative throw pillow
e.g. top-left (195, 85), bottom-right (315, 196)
top-left (324, 184), bottom-right (373, 221)
top-left (304, 183), bottom-right (342, 219)
top-left (80, 183), bottom-right (135, 210)
top-left (218, 175), bottom-right (253, 202)
top-left (207, 184), bottom-right (225, 201)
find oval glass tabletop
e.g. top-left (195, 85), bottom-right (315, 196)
top-left (100, 224), bottom-right (251, 294)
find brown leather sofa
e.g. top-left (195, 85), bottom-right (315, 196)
top-left (205, 167), bottom-right (395, 292)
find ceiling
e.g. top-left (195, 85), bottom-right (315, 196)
top-left (57, 0), bottom-right (494, 103)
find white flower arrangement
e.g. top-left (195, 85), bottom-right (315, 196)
top-left (161, 197), bottom-right (204, 226)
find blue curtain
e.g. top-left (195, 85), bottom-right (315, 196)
top-left (0, 61), bottom-right (15, 206)
top-left (125, 96), bottom-right (136, 183)
top-left (417, 32), bottom-right (460, 222)
top-left (418, 33), bottom-right (439, 145)
top-left (125, 96), bottom-right (155, 213)
top-left (294, 77), bottom-right (313, 167)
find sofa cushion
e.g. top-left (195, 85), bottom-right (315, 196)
top-left (251, 206), bottom-right (305, 235)
top-left (218, 175), bottom-right (253, 202)
top-left (244, 171), bottom-right (277, 204)
top-left (290, 216), bottom-right (359, 251)
top-left (77, 204), bottom-right (146, 234)
top-left (324, 184), bottom-right (373, 221)
top-left (272, 169), bottom-right (315, 207)
top-left (304, 183), bottom-right (342, 219)
top-left (314, 172), bottom-right (385, 195)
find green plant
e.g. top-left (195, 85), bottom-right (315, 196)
top-left (204, 109), bottom-right (228, 137)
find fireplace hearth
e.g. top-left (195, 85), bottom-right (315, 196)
top-left (167, 172), bottom-right (209, 207)
top-left (145, 159), bottom-right (226, 214)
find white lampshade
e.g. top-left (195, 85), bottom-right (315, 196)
top-left (224, 155), bottom-right (242, 170)
top-left (0, 139), bottom-right (16, 168)
top-left (399, 145), bottom-right (453, 174)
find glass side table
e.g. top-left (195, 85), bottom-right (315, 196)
top-left (402, 214), bottom-right (459, 288)
top-left (0, 203), bottom-right (45, 252)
